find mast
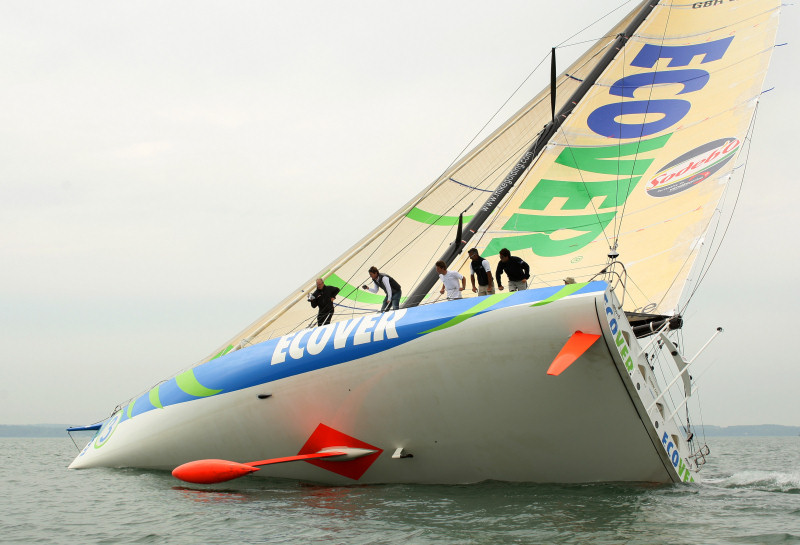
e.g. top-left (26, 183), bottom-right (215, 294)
top-left (402, 0), bottom-right (660, 308)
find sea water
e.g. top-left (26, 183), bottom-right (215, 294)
top-left (0, 436), bottom-right (797, 544)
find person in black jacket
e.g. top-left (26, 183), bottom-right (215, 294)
top-left (496, 248), bottom-right (531, 292)
top-left (308, 278), bottom-right (340, 326)
top-left (468, 248), bottom-right (495, 296)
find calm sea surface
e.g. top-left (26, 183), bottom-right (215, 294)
top-left (0, 436), bottom-right (797, 544)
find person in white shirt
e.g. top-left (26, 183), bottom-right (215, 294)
top-left (435, 260), bottom-right (466, 300)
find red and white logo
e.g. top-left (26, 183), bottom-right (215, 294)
top-left (646, 138), bottom-right (740, 197)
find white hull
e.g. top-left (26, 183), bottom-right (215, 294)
top-left (70, 283), bottom-right (696, 484)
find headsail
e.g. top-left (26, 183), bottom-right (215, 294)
top-left (474, 0), bottom-right (780, 315)
top-left (206, 0), bottom-right (780, 359)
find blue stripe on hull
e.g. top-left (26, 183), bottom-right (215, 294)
top-left (118, 282), bottom-right (606, 423)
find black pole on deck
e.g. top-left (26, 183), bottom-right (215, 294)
top-left (551, 47), bottom-right (557, 123)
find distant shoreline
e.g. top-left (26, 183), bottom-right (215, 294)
top-left (699, 424), bottom-right (800, 437)
top-left (1, 424), bottom-right (798, 438)
top-left (0, 425), bottom-right (96, 438)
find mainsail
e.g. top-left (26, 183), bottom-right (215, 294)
top-left (206, 0), bottom-right (780, 361)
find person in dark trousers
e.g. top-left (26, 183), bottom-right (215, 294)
top-left (308, 278), bottom-right (340, 326)
top-left (496, 248), bottom-right (531, 292)
top-left (362, 266), bottom-right (402, 312)
top-left (467, 248), bottom-right (495, 296)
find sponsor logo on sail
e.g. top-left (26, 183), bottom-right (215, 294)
top-left (484, 37), bottom-right (735, 257)
top-left (646, 138), bottom-right (740, 197)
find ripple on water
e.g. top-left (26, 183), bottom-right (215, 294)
top-left (719, 470), bottom-right (800, 493)
top-left (729, 534), bottom-right (800, 544)
top-left (2, 436), bottom-right (800, 545)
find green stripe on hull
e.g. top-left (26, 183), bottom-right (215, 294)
top-left (149, 384), bottom-right (163, 409)
top-left (175, 369), bottom-right (222, 397)
top-left (422, 292), bottom-right (513, 334)
top-left (211, 345), bottom-right (233, 361)
top-left (531, 283), bottom-right (589, 307)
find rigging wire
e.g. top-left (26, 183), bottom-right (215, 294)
top-left (613, 36), bottom-right (625, 243)
top-left (675, 329), bottom-right (695, 439)
top-left (241, 0), bottom-right (674, 340)
top-left (67, 431), bottom-right (83, 452)
top-left (558, 34), bottom-right (624, 50)
top-left (653, 336), bottom-right (680, 417)
top-left (467, 2), bottom-right (677, 291)
top-left (406, 130), bottom-right (549, 290)
top-left (241, 74), bottom-right (561, 340)
top-left (464, 62), bottom-right (625, 286)
top-left (612, 1), bottom-right (675, 246)
top-left (696, 386), bottom-right (708, 446)
top-left (639, 83), bottom-right (775, 314)
top-left (610, 2), bottom-right (778, 268)
top-left (465, 38), bottom-right (632, 277)
top-left (314, 117), bottom-right (543, 327)
top-left (557, 0), bottom-right (637, 48)
top-left (334, 0), bottom-right (646, 305)
top-left (556, 124), bottom-right (615, 252)
top-left (339, 73), bottom-right (569, 301)
top-left (679, 103), bottom-right (761, 315)
top-left (647, 98), bottom-right (760, 316)
top-left (324, 56), bottom-right (558, 310)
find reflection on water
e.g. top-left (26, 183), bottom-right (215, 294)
top-left (295, 483), bottom-right (369, 516)
top-left (172, 486), bottom-right (251, 504)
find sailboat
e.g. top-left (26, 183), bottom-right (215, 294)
top-left (68, 0), bottom-right (781, 484)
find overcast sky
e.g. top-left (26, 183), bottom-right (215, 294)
top-left (1, 0), bottom-right (797, 429)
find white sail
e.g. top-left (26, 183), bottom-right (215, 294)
top-left (205, 0), bottom-right (779, 359)
top-left (202, 7), bottom-right (642, 359)
top-left (472, 0), bottom-right (780, 315)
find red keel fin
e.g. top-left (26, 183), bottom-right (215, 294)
top-left (298, 424), bottom-right (383, 480)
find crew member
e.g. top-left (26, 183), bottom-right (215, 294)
top-left (308, 278), bottom-right (340, 326)
top-left (467, 248), bottom-right (494, 296)
top-left (495, 248), bottom-right (531, 292)
top-left (435, 260), bottom-right (466, 300)
top-left (362, 266), bottom-right (402, 312)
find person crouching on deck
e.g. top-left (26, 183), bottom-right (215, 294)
top-left (362, 266), bottom-right (402, 312)
top-left (435, 260), bottom-right (466, 300)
